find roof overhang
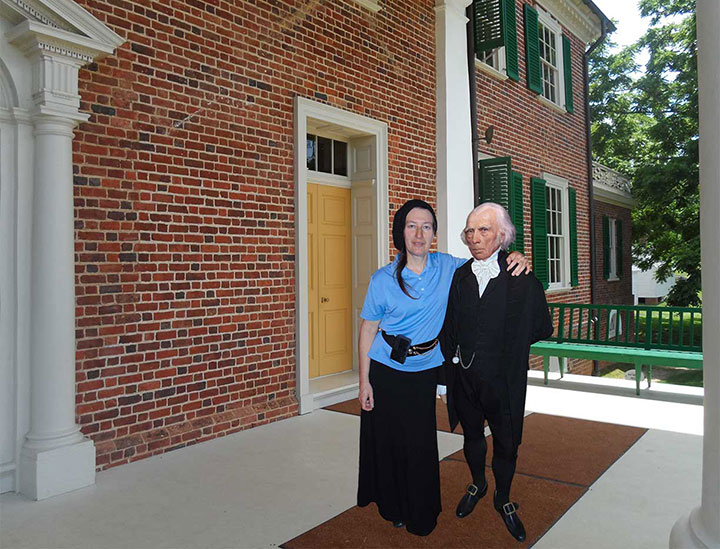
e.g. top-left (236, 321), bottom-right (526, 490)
top-left (537, 0), bottom-right (614, 45)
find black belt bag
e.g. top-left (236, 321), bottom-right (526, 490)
top-left (381, 330), bottom-right (439, 364)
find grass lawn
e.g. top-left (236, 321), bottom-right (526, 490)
top-left (598, 364), bottom-right (703, 388)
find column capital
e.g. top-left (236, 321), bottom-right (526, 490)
top-left (435, 0), bottom-right (473, 18)
top-left (6, 18), bottom-right (120, 119)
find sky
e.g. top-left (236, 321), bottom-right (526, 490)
top-left (592, 0), bottom-right (648, 48)
top-left (592, 0), bottom-right (651, 69)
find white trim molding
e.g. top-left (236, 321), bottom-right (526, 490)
top-left (294, 97), bottom-right (388, 415)
top-left (537, 0), bottom-right (604, 44)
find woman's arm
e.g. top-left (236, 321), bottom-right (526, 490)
top-left (358, 318), bottom-right (381, 411)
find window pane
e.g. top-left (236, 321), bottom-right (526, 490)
top-left (307, 134), bottom-right (316, 171)
top-left (480, 48), bottom-right (498, 69)
top-left (333, 140), bottom-right (348, 176)
top-left (317, 136), bottom-right (332, 173)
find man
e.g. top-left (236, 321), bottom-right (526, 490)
top-left (440, 202), bottom-right (553, 542)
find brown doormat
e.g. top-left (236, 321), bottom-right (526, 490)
top-left (445, 414), bottom-right (646, 487)
top-left (283, 413), bottom-right (646, 548)
top-left (325, 398), bottom-right (463, 434)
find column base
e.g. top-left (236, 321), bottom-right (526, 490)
top-left (670, 507), bottom-right (719, 548)
top-left (18, 438), bottom-right (95, 500)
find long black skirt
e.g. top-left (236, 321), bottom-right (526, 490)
top-left (357, 360), bottom-right (441, 536)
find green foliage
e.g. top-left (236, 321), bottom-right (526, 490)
top-left (589, 0), bottom-right (700, 306)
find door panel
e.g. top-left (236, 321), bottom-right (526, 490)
top-left (308, 183), bottom-right (353, 378)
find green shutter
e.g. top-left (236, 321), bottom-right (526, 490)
top-left (509, 171), bottom-right (524, 253)
top-left (524, 4), bottom-right (542, 94)
top-left (616, 219), bottom-right (623, 277)
top-left (531, 177), bottom-right (548, 289)
top-left (562, 35), bottom-right (574, 113)
top-left (568, 187), bottom-right (578, 286)
top-left (503, 0), bottom-right (519, 81)
top-left (478, 157), bottom-right (511, 209)
top-left (602, 216), bottom-right (610, 280)
top-left (473, 0), bottom-right (504, 52)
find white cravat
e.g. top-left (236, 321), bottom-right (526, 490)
top-left (471, 249), bottom-right (501, 298)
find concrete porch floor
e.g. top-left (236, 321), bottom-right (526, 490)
top-left (0, 373), bottom-right (704, 549)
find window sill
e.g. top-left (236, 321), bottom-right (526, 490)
top-left (475, 58), bottom-right (508, 82)
top-left (535, 94), bottom-right (567, 114)
top-left (546, 285), bottom-right (573, 294)
top-left (607, 276), bottom-right (621, 282)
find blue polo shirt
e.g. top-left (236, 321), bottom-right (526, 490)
top-left (360, 252), bottom-right (467, 372)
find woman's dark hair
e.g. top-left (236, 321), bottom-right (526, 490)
top-left (392, 199), bottom-right (437, 298)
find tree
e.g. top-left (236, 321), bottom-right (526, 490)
top-left (589, 0), bottom-right (700, 306)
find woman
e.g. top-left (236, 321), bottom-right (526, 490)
top-left (356, 199), bottom-right (527, 536)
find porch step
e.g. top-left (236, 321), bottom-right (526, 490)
top-left (312, 383), bottom-right (359, 411)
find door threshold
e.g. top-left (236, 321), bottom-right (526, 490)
top-left (309, 370), bottom-right (358, 410)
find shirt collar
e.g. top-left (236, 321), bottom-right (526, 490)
top-left (473, 247), bottom-right (500, 267)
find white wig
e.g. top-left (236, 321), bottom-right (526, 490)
top-left (460, 202), bottom-right (516, 250)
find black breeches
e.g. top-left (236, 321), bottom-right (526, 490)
top-left (455, 381), bottom-right (518, 500)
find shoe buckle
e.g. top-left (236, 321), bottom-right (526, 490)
top-left (502, 502), bottom-right (517, 515)
top-left (466, 484), bottom-right (478, 496)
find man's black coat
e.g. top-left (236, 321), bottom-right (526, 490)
top-left (439, 250), bottom-right (553, 447)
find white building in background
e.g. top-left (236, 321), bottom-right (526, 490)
top-left (632, 264), bottom-right (678, 305)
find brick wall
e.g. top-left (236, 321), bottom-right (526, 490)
top-left (475, 0), bottom-right (593, 374)
top-left (72, 0), bottom-right (438, 470)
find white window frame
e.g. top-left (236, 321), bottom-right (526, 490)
top-left (305, 132), bottom-right (351, 188)
top-left (476, 46), bottom-right (508, 81)
top-left (544, 173), bottom-right (571, 291)
top-left (608, 217), bottom-right (619, 281)
top-left (536, 8), bottom-right (566, 110)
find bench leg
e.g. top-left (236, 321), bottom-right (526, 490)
top-left (635, 362), bottom-right (642, 396)
top-left (544, 356), bottom-right (549, 385)
top-left (559, 357), bottom-right (566, 379)
top-left (647, 365), bottom-right (652, 388)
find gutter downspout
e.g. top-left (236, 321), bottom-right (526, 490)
top-left (467, 4), bottom-right (479, 201)
top-left (584, 18), bottom-right (608, 375)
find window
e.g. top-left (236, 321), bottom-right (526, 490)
top-left (306, 134), bottom-right (348, 176)
top-left (472, 0), bottom-right (519, 81)
top-left (608, 218), bottom-right (618, 279)
top-left (538, 19), bottom-right (559, 104)
top-left (546, 185), bottom-right (564, 286)
top-left (531, 174), bottom-right (578, 290)
top-left (478, 46), bottom-right (506, 74)
top-left (524, 5), bottom-right (574, 112)
top-left (603, 216), bottom-right (623, 280)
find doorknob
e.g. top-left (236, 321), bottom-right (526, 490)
top-left (320, 297), bottom-right (329, 303)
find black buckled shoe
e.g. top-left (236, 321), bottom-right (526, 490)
top-left (455, 481), bottom-right (488, 518)
top-left (392, 520), bottom-right (404, 528)
top-left (494, 492), bottom-right (526, 542)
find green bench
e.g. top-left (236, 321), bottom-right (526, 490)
top-left (530, 303), bottom-right (703, 395)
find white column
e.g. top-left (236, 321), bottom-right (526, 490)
top-left (435, 0), bottom-right (474, 258)
top-left (670, 0), bottom-right (720, 546)
top-left (14, 48), bottom-right (96, 501)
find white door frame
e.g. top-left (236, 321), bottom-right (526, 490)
top-left (294, 97), bottom-right (388, 414)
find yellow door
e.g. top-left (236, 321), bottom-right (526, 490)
top-left (308, 183), bottom-right (353, 378)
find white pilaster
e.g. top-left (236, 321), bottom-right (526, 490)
top-left (435, 0), bottom-right (474, 258)
top-left (17, 49), bottom-right (94, 502)
top-left (670, 0), bottom-right (720, 546)
top-left (6, 10), bottom-right (124, 500)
